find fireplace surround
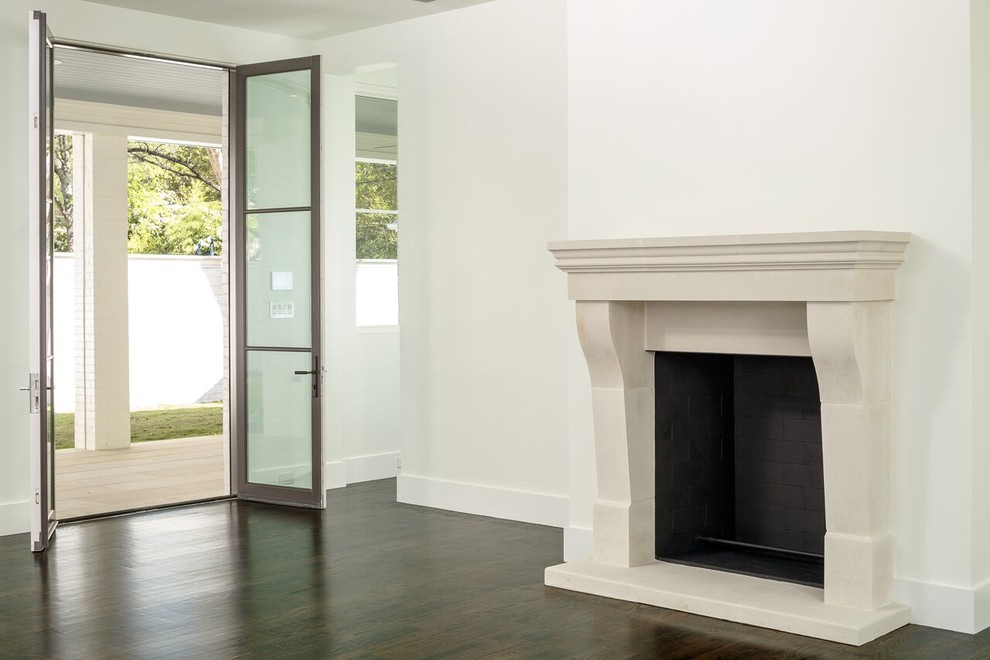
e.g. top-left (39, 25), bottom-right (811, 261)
top-left (545, 231), bottom-right (911, 645)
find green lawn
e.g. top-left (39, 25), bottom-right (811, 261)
top-left (55, 404), bottom-right (223, 450)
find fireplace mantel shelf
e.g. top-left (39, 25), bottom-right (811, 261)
top-left (549, 231), bottom-right (910, 303)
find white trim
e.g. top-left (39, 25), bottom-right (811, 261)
top-left (325, 460), bottom-right (347, 490)
top-left (0, 500), bottom-right (30, 537)
top-left (977, 578), bottom-right (990, 633)
top-left (894, 577), bottom-right (988, 634)
top-left (397, 474), bottom-right (568, 528)
top-left (356, 325), bottom-right (399, 335)
top-left (355, 82), bottom-right (397, 101)
top-left (355, 155), bottom-right (398, 165)
top-left (563, 525), bottom-right (593, 561)
top-left (54, 99), bottom-right (221, 144)
top-left (356, 141), bottom-right (397, 162)
top-left (345, 451), bottom-right (399, 484)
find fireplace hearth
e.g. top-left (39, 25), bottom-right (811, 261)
top-left (545, 231), bottom-right (912, 645)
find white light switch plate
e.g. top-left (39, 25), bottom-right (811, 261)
top-left (270, 301), bottom-right (295, 319)
top-left (271, 271), bottom-right (294, 291)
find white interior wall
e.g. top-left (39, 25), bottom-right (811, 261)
top-left (344, 330), bottom-right (400, 483)
top-left (0, 0), bottom-right (308, 535)
top-left (971, 0), bottom-right (990, 631)
top-left (329, 68), bottom-right (401, 487)
top-left (566, 0), bottom-right (984, 633)
top-left (323, 70), bottom-right (401, 488)
top-left (316, 0), bottom-right (570, 526)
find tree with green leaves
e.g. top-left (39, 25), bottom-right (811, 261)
top-left (356, 161), bottom-right (398, 260)
top-left (53, 135), bottom-right (74, 253)
top-left (51, 137), bottom-right (223, 255)
top-left (127, 141), bottom-right (223, 255)
top-left (53, 140), bottom-right (397, 261)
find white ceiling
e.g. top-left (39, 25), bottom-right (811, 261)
top-left (55, 46), bottom-right (224, 116)
top-left (81, 0), bottom-right (496, 40)
top-left (54, 46), bottom-right (397, 145)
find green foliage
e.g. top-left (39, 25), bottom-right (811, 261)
top-left (127, 142), bottom-right (223, 255)
top-left (356, 161), bottom-right (398, 260)
top-left (356, 161), bottom-right (397, 210)
top-left (53, 134), bottom-right (74, 253)
top-left (356, 213), bottom-right (398, 260)
top-left (55, 404), bottom-right (223, 450)
top-left (51, 138), bottom-right (224, 256)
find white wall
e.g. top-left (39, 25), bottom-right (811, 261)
top-left (972, 0), bottom-right (990, 633)
top-left (320, 72), bottom-right (403, 489)
top-left (128, 256), bottom-right (224, 408)
top-left (356, 260), bottom-right (398, 327)
top-left (316, 0), bottom-right (571, 526)
top-left (566, 0), bottom-right (984, 633)
top-left (53, 254), bottom-right (224, 413)
top-left (0, 0), bottom-right (308, 536)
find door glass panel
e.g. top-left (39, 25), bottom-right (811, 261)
top-left (245, 70), bottom-right (311, 210)
top-left (246, 350), bottom-right (313, 489)
top-left (245, 211), bottom-right (311, 348)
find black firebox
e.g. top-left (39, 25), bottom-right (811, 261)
top-left (654, 352), bottom-right (825, 587)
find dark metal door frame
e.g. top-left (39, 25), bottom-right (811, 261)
top-left (229, 56), bottom-right (324, 508)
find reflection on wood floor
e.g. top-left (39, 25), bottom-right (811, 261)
top-left (55, 435), bottom-right (227, 519)
top-left (1, 478), bottom-right (987, 658)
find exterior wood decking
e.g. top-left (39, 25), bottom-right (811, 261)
top-left (55, 435), bottom-right (227, 519)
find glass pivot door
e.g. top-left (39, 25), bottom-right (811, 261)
top-left (231, 56), bottom-right (324, 508)
top-left (27, 10), bottom-right (57, 551)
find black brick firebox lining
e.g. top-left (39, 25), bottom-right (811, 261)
top-left (654, 352), bottom-right (825, 588)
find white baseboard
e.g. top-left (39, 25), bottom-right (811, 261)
top-left (345, 452), bottom-right (399, 484)
top-left (563, 525), bottom-right (593, 561)
top-left (325, 460), bottom-right (347, 490)
top-left (397, 474), bottom-right (567, 528)
top-left (976, 577), bottom-right (990, 634)
top-left (894, 576), bottom-right (989, 634)
top-left (0, 500), bottom-right (29, 538)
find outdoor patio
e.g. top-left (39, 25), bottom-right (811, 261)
top-left (55, 435), bottom-right (227, 519)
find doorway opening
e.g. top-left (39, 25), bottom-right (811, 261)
top-left (51, 45), bottom-right (230, 519)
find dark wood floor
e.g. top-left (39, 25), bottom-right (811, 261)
top-left (1, 479), bottom-right (988, 659)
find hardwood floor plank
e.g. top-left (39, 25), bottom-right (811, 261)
top-left (1, 479), bottom-right (988, 658)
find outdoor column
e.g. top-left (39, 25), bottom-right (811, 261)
top-left (77, 132), bottom-right (131, 450)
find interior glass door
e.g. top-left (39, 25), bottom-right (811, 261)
top-left (28, 10), bottom-right (57, 551)
top-left (231, 57), bottom-right (323, 508)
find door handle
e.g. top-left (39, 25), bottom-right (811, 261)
top-left (293, 356), bottom-right (320, 398)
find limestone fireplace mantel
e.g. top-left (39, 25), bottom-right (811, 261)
top-left (546, 231), bottom-right (912, 645)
